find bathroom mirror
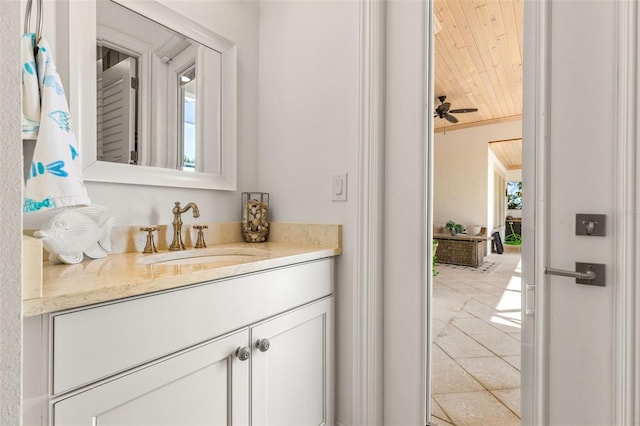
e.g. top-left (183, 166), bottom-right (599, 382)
top-left (69, 0), bottom-right (237, 189)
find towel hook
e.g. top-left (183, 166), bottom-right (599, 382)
top-left (24, 0), bottom-right (43, 42)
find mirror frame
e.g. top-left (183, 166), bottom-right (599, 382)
top-left (69, 0), bottom-right (237, 190)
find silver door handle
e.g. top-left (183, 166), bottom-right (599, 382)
top-left (545, 267), bottom-right (596, 280)
top-left (545, 262), bottom-right (605, 286)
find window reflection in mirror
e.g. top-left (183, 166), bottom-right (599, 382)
top-left (179, 67), bottom-right (196, 171)
top-left (96, 44), bottom-right (139, 165)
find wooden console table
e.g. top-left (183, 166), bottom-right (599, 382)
top-left (434, 233), bottom-right (491, 267)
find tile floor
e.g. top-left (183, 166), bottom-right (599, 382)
top-left (430, 246), bottom-right (522, 426)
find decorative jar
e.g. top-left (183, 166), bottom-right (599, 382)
top-left (241, 192), bottom-right (269, 242)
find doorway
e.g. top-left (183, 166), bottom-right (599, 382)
top-left (430, 136), bottom-right (523, 426)
top-left (429, 1), bottom-right (523, 424)
top-left (370, 0), bottom-right (633, 424)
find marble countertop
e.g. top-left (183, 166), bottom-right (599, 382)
top-left (23, 223), bottom-right (342, 317)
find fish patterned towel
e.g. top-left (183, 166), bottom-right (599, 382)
top-left (22, 34), bottom-right (91, 213)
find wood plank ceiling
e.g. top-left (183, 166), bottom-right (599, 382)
top-left (488, 138), bottom-right (522, 170)
top-left (434, 0), bottom-right (524, 132)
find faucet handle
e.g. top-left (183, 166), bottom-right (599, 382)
top-left (193, 224), bottom-right (208, 249)
top-left (140, 226), bottom-right (158, 254)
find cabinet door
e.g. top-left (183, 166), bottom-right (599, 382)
top-left (251, 297), bottom-right (333, 426)
top-left (53, 329), bottom-right (250, 426)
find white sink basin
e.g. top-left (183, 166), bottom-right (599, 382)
top-left (138, 247), bottom-right (263, 266)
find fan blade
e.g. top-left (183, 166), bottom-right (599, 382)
top-left (444, 113), bottom-right (458, 124)
top-left (449, 108), bottom-right (478, 114)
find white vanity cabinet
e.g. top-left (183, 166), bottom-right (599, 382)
top-left (251, 298), bottom-right (333, 426)
top-left (23, 258), bottom-right (334, 426)
top-left (53, 329), bottom-right (250, 425)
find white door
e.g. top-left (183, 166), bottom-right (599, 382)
top-left (99, 57), bottom-right (136, 164)
top-left (521, 1), bottom-right (635, 424)
top-left (53, 330), bottom-right (250, 425)
top-left (250, 298), bottom-right (333, 426)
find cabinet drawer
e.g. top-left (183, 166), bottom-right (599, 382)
top-left (51, 259), bottom-right (333, 395)
top-left (53, 329), bottom-right (250, 425)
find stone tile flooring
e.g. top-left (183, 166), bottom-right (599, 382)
top-left (430, 246), bottom-right (522, 426)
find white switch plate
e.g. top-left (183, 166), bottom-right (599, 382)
top-left (332, 173), bottom-right (347, 201)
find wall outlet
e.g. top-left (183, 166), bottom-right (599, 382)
top-left (332, 174), bottom-right (347, 201)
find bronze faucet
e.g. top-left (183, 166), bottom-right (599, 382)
top-left (193, 224), bottom-right (208, 248)
top-left (140, 226), bottom-right (158, 254)
top-left (169, 201), bottom-right (200, 251)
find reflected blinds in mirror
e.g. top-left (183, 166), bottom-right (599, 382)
top-left (96, 45), bottom-right (138, 164)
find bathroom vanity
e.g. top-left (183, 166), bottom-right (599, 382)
top-left (23, 225), bottom-right (340, 425)
top-left (23, 0), bottom-right (339, 421)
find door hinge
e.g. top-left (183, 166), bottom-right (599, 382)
top-left (131, 77), bottom-right (139, 90)
top-left (130, 150), bottom-right (138, 164)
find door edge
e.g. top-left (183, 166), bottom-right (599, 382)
top-left (613, 0), bottom-right (639, 424)
top-left (522, 0), bottom-right (551, 424)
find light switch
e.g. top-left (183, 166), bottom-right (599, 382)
top-left (332, 174), bottom-right (347, 201)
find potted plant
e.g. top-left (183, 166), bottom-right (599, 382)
top-left (445, 220), bottom-right (465, 236)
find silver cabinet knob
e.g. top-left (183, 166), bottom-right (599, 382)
top-left (256, 338), bottom-right (271, 352)
top-left (236, 346), bottom-right (250, 361)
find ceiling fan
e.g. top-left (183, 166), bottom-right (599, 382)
top-left (434, 95), bottom-right (478, 124)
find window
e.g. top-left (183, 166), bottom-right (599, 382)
top-left (507, 181), bottom-right (522, 210)
top-left (178, 66), bottom-right (196, 171)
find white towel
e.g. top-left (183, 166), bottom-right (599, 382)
top-left (22, 34), bottom-right (91, 213)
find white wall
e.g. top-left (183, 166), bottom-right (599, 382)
top-left (433, 120), bottom-right (521, 230)
top-left (506, 169), bottom-right (522, 182)
top-left (23, 0), bottom-right (260, 229)
top-left (487, 148), bottom-right (507, 235)
top-left (256, 1), bottom-right (360, 424)
top-left (0, 1), bottom-right (23, 423)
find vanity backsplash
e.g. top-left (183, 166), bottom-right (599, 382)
top-left (25, 222), bottom-right (342, 257)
